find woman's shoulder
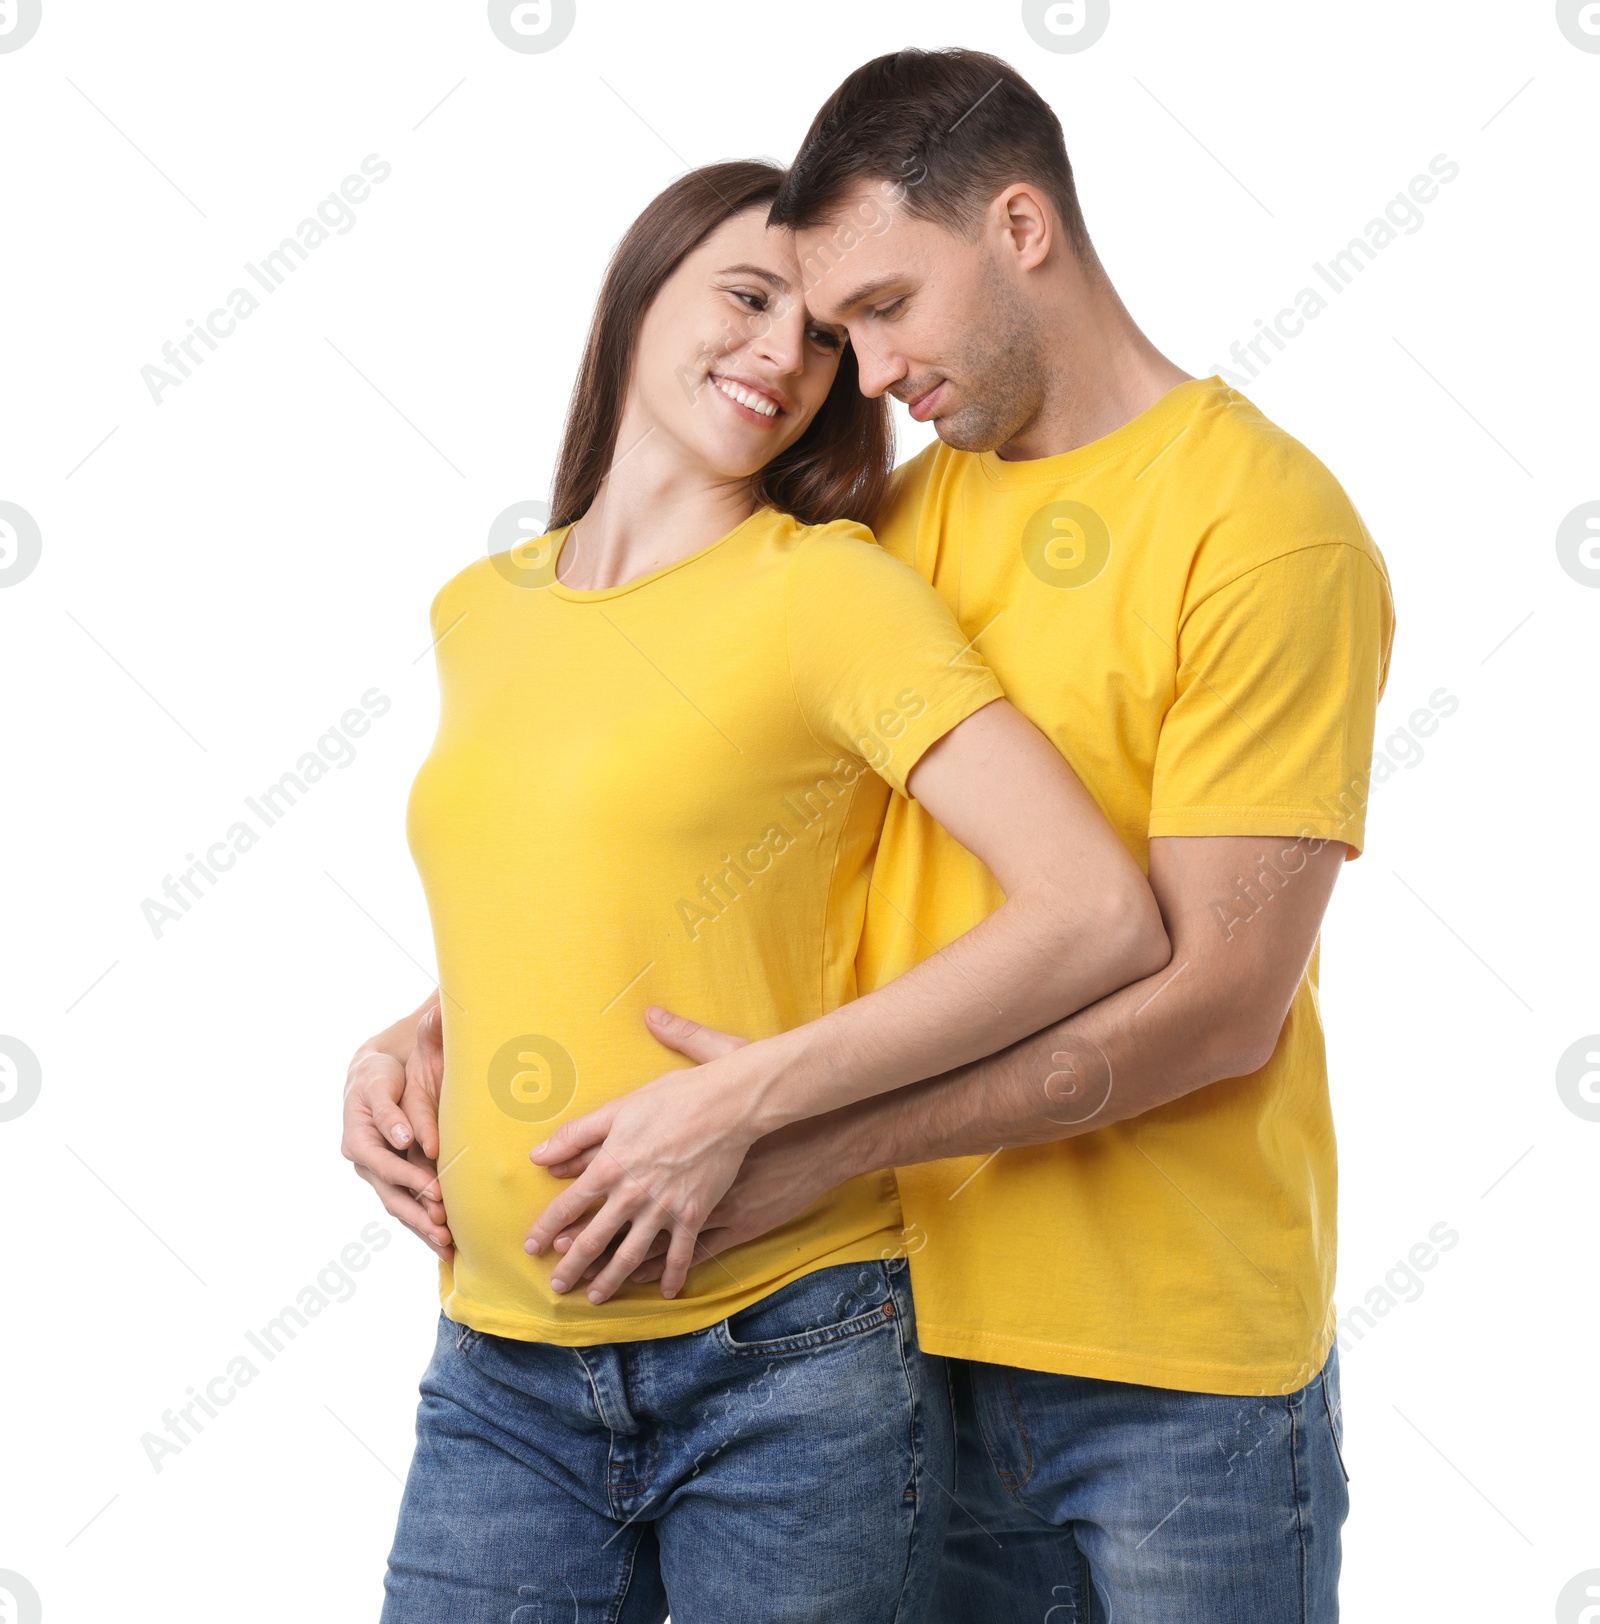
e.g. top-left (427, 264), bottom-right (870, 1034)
top-left (428, 529), bottom-right (567, 619)
top-left (763, 510), bottom-right (885, 577)
top-left (770, 509), bottom-right (932, 590)
top-left (423, 549), bottom-right (515, 634)
top-left (770, 509), bottom-right (958, 640)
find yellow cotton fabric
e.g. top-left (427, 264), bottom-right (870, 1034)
top-left (862, 377), bottom-right (1396, 1396)
top-left (408, 507), bottom-right (1003, 1344)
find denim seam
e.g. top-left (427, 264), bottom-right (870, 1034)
top-left (573, 1348), bottom-right (629, 1522)
top-left (1075, 1537), bottom-right (1095, 1624)
top-left (943, 1359), bottom-right (961, 1505)
top-left (614, 1347), bottom-right (659, 1500)
top-left (712, 1300), bottom-right (895, 1359)
top-left (1290, 1386), bottom-right (1311, 1624)
top-left (620, 1344), bottom-right (644, 1419)
top-left (572, 1348), bottom-right (611, 1428)
top-left (604, 1521), bottom-right (647, 1624)
top-left (999, 1369), bottom-right (1037, 1494)
top-left (887, 1265), bottom-right (927, 1624)
top-left (609, 1443), bottom-right (658, 1501)
top-left (1322, 1370), bottom-right (1351, 1483)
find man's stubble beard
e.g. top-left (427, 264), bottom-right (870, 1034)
top-left (933, 271), bottom-right (1050, 454)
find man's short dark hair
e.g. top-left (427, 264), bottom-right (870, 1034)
top-left (771, 48), bottom-right (1093, 256)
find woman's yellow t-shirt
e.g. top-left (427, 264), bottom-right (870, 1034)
top-left (407, 507), bottom-right (1003, 1344)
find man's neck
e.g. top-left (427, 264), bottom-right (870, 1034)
top-left (994, 268), bottom-right (1193, 464)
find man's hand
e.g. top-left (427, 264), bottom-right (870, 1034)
top-left (623, 1115), bottom-right (855, 1284)
top-left (341, 998), bottom-right (454, 1259)
top-left (523, 1009), bottom-right (773, 1303)
top-left (544, 1009), bottom-right (853, 1285)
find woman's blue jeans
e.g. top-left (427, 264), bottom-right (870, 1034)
top-left (380, 1258), bottom-right (953, 1623)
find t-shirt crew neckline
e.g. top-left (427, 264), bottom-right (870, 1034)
top-left (543, 507), bottom-right (768, 602)
top-left (974, 375), bottom-right (1221, 489)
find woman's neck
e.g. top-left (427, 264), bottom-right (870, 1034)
top-left (558, 413), bottom-right (758, 591)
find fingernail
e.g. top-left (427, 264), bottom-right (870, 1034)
top-left (552, 1236), bottom-right (570, 1253)
top-left (525, 1239), bottom-right (540, 1254)
top-left (530, 1141), bottom-right (547, 1156)
top-left (587, 1289), bottom-right (604, 1304)
top-left (662, 1288), bottom-right (676, 1299)
top-left (551, 1277), bottom-right (569, 1293)
top-left (645, 1006), bottom-right (663, 1022)
top-left (391, 1125), bottom-right (411, 1146)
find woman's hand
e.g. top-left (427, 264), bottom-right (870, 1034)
top-left (523, 1047), bottom-right (760, 1304)
top-left (342, 1001), bottom-right (454, 1258)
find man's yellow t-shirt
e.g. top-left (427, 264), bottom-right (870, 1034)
top-left (862, 376), bottom-right (1395, 1397)
top-left (408, 507), bottom-right (1003, 1344)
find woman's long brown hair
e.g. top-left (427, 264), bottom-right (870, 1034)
top-left (549, 161), bottom-right (892, 531)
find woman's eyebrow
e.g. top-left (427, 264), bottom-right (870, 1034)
top-left (718, 263), bottom-right (793, 293)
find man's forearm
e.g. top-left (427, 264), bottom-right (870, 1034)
top-left (817, 836), bottom-right (1345, 1180)
top-left (346, 990), bottom-right (439, 1083)
top-left (820, 952), bottom-right (1259, 1178)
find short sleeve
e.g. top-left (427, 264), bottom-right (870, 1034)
top-left (785, 524), bottom-right (1005, 798)
top-left (1148, 541), bottom-right (1395, 854)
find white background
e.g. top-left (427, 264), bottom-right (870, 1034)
top-left (1, 2), bottom-right (1596, 1618)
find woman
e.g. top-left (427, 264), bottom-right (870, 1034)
top-left (351, 160), bottom-right (1169, 1623)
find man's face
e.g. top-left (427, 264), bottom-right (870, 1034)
top-left (794, 182), bottom-right (1048, 453)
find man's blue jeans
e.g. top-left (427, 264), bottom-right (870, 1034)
top-left (931, 1347), bottom-right (1350, 1622)
top-left (380, 1258), bottom-right (952, 1623)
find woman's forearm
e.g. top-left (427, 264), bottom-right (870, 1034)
top-left (752, 836), bottom-right (1346, 1182)
top-left (728, 876), bottom-right (1168, 1137)
top-left (720, 704), bottom-right (1171, 1136)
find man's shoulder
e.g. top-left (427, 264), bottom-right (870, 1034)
top-left (1190, 386), bottom-right (1389, 590)
top-left (871, 383), bottom-right (1389, 594)
top-left (875, 439), bottom-right (972, 569)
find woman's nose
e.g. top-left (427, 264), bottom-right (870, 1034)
top-left (748, 302), bottom-right (807, 375)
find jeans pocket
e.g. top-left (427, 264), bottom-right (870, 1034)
top-left (713, 1261), bottom-right (899, 1358)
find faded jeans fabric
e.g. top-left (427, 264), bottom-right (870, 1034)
top-left (380, 1258), bottom-right (953, 1623)
top-left (930, 1346), bottom-right (1350, 1623)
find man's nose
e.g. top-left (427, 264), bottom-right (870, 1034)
top-left (850, 334), bottom-right (905, 400)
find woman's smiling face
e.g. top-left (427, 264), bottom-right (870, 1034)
top-left (624, 207), bottom-right (849, 483)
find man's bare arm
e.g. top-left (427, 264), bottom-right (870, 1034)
top-left (834, 833), bottom-right (1345, 1168)
top-left (601, 834), bottom-right (1348, 1279)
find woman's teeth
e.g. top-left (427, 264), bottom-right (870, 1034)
top-left (713, 376), bottom-right (780, 417)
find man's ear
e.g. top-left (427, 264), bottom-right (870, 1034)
top-left (992, 183), bottom-right (1054, 272)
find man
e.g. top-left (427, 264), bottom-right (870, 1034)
top-left (347, 48), bottom-right (1392, 1621)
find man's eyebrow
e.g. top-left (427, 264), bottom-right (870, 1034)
top-left (827, 275), bottom-right (904, 315)
top-left (718, 262), bottom-right (792, 294)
